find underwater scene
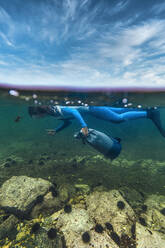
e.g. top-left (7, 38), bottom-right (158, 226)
top-left (0, 90), bottom-right (165, 248)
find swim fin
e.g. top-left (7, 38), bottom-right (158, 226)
top-left (147, 108), bottom-right (165, 137)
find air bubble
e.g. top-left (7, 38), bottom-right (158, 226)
top-left (122, 98), bottom-right (128, 104)
top-left (32, 94), bottom-right (37, 99)
top-left (9, 90), bottom-right (19, 97)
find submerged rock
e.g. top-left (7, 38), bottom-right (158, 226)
top-left (74, 184), bottom-right (90, 194)
top-left (56, 207), bottom-right (119, 248)
top-left (86, 189), bottom-right (135, 237)
top-left (141, 194), bottom-right (165, 233)
top-left (0, 215), bottom-right (18, 239)
top-left (119, 186), bottom-right (144, 209)
top-left (144, 194), bottom-right (165, 210)
top-left (66, 230), bottom-right (119, 248)
top-left (57, 208), bottom-right (94, 234)
top-left (58, 184), bottom-right (76, 203)
top-left (30, 191), bottom-right (62, 218)
top-left (34, 228), bottom-right (64, 248)
top-left (0, 176), bottom-right (52, 218)
top-left (136, 222), bottom-right (165, 247)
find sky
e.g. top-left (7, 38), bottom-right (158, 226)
top-left (0, 0), bottom-right (165, 90)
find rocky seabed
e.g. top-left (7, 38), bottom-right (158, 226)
top-left (0, 175), bottom-right (165, 248)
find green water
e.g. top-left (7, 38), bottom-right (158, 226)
top-left (1, 90), bottom-right (165, 193)
top-left (0, 90), bottom-right (165, 247)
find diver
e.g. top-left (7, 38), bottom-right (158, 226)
top-left (28, 105), bottom-right (165, 138)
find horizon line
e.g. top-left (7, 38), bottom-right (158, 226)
top-left (1, 83), bottom-right (165, 93)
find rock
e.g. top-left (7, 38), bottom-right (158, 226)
top-left (74, 184), bottom-right (90, 194)
top-left (16, 229), bottom-right (29, 242)
top-left (0, 176), bottom-right (52, 218)
top-left (57, 208), bottom-right (94, 234)
top-left (142, 208), bottom-right (165, 233)
top-left (111, 159), bottom-right (121, 167)
top-left (30, 192), bottom-right (62, 218)
top-left (34, 228), bottom-right (65, 248)
top-left (65, 230), bottom-right (119, 248)
top-left (0, 215), bottom-right (18, 239)
top-left (136, 222), bottom-right (165, 248)
top-left (119, 186), bottom-right (144, 209)
top-left (0, 213), bottom-right (10, 225)
top-left (93, 185), bottom-right (107, 192)
top-left (31, 183), bottom-right (76, 218)
top-left (58, 185), bottom-right (69, 202)
top-left (120, 159), bottom-right (135, 168)
top-left (58, 184), bottom-right (76, 202)
top-left (50, 209), bottom-right (63, 222)
top-left (142, 194), bottom-right (165, 233)
top-left (86, 189), bottom-right (135, 237)
top-left (145, 194), bottom-right (165, 210)
top-left (56, 207), bottom-right (121, 248)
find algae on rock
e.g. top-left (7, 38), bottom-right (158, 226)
top-left (0, 176), bottom-right (52, 217)
top-left (136, 222), bottom-right (165, 248)
top-left (86, 189), bottom-right (135, 237)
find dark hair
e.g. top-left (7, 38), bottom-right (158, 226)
top-left (28, 106), bottom-right (48, 117)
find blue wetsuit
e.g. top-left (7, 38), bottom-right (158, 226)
top-left (48, 106), bottom-right (147, 133)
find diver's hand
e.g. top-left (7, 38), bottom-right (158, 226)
top-left (81, 127), bottom-right (88, 136)
top-left (46, 129), bottom-right (56, 135)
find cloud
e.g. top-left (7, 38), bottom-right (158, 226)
top-left (80, 0), bottom-right (89, 8)
top-left (0, 7), bottom-right (15, 46)
top-left (96, 19), bottom-right (165, 69)
top-left (0, 31), bottom-right (14, 46)
top-left (110, 0), bottom-right (129, 15)
top-left (62, 0), bottom-right (78, 21)
top-left (122, 21), bottom-right (162, 46)
top-left (0, 1), bottom-right (132, 48)
top-left (0, 5), bottom-right (33, 49)
top-left (0, 60), bottom-right (8, 66)
top-left (38, 0), bottom-right (100, 43)
top-left (152, 2), bottom-right (165, 14)
top-left (1, 50), bottom-right (165, 89)
top-left (0, 6), bottom-right (12, 26)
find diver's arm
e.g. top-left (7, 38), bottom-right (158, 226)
top-left (46, 119), bottom-right (72, 135)
top-left (55, 119), bottom-right (72, 133)
top-left (61, 107), bottom-right (88, 135)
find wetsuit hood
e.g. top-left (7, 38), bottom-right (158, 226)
top-left (28, 106), bottom-right (48, 117)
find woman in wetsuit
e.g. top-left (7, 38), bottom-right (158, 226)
top-left (28, 105), bottom-right (165, 138)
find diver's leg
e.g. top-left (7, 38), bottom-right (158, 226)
top-left (89, 106), bottom-right (147, 123)
top-left (147, 108), bottom-right (165, 137)
top-left (90, 106), bottom-right (165, 137)
top-left (108, 107), bottom-right (138, 114)
top-left (116, 111), bottom-right (147, 122)
top-left (115, 107), bottom-right (165, 137)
